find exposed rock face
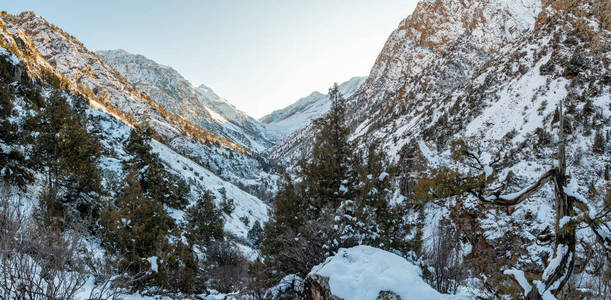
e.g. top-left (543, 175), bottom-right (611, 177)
top-left (376, 291), bottom-right (401, 300)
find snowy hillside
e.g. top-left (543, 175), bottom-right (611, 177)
top-left (269, 0), bottom-right (610, 298)
top-left (260, 76), bottom-right (365, 137)
top-left (97, 49), bottom-right (277, 152)
top-left (0, 11), bottom-right (278, 199)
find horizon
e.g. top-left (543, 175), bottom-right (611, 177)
top-left (4, 1), bottom-right (418, 118)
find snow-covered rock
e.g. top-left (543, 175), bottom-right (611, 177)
top-left (300, 246), bottom-right (469, 300)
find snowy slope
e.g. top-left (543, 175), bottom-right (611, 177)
top-left (269, 0), bottom-right (543, 165)
top-left (260, 76), bottom-right (365, 138)
top-left (272, 0), bottom-right (610, 297)
top-left (97, 49), bottom-right (277, 152)
top-left (0, 44), bottom-right (270, 243)
top-left (0, 11), bottom-right (279, 198)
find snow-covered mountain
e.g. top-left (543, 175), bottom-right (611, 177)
top-left (0, 11), bottom-right (279, 199)
top-left (269, 0), bottom-right (546, 165)
top-left (260, 76), bottom-right (366, 137)
top-left (0, 11), bottom-right (277, 239)
top-left (97, 49), bottom-right (278, 152)
top-left (270, 0), bottom-right (610, 297)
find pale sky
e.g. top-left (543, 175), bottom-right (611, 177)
top-left (5, 1), bottom-right (418, 118)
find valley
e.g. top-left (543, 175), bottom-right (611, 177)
top-left (0, 0), bottom-right (609, 299)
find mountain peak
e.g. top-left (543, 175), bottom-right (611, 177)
top-left (260, 76), bottom-right (366, 137)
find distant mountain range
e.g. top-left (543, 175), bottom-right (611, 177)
top-left (260, 76), bottom-right (366, 137)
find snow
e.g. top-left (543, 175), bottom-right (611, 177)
top-left (465, 53), bottom-right (569, 141)
top-left (0, 47), bottom-right (21, 65)
top-left (418, 140), bottom-right (440, 167)
top-left (484, 165), bottom-right (493, 178)
top-left (378, 172), bottom-right (389, 181)
top-left (541, 244), bottom-right (568, 282)
top-left (503, 269), bottom-right (531, 295)
top-left (150, 140), bottom-right (269, 239)
top-left (264, 274), bottom-right (303, 299)
top-left (146, 256), bottom-right (158, 272)
top-left (310, 245), bottom-right (468, 300)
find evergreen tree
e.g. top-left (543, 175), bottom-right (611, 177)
top-left (593, 130), bottom-right (605, 153)
top-left (299, 83), bottom-right (356, 216)
top-left (333, 142), bottom-right (402, 250)
top-left (31, 92), bottom-right (101, 215)
top-left (247, 220), bottom-right (264, 249)
top-left (123, 126), bottom-right (190, 209)
top-left (184, 191), bottom-right (224, 247)
top-left (261, 84), bottom-right (362, 280)
top-left (156, 240), bottom-right (198, 294)
top-left (0, 82), bottom-right (32, 188)
top-left (99, 171), bottom-right (174, 273)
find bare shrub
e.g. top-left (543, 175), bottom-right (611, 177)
top-left (423, 220), bottom-right (464, 294)
top-left (202, 241), bottom-right (249, 293)
top-left (0, 190), bottom-right (87, 299)
top-left (85, 254), bottom-right (148, 300)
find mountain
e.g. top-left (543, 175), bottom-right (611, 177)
top-left (0, 0), bottom-right (609, 298)
top-left (97, 49), bottom-right (278, 152)
top-left (0, 11), bottom-right (278, 199)
top-left (269, 0), bottom-right (610, 297)
top-left (269, 0), bottom-right (545, 165)
top-left (260, 76), bottom-right (366, 137)
top-left (0, 11), bottom-right (276, 240)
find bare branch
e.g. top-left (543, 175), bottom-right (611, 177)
top-left (469, 169), bottom-right (557, 206)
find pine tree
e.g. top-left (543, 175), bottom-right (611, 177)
top-left (300, 83), bottom-right (356, 216)
top-left (99, 171), bottom-right (174, 273)
top-left (184, 191), bottom-right (224, 247)
top-left (247, 220), bottom-right (264, 249)
top-left (593, 130), bottom-right (605, 153)
top-left (123, 126), bottom-right (190, 209)
top-left (333, 142), bottom-right (401, 250)
top-left (261, 84), bottom-right (361, 280)
top-left (31, 92), bottom-right (101, 215)
top-left (0, 82), bottom-right (32, 188)
top-left (156, 240), bottom-right (198, 294)
top-left (271, 174), bottom-right (306, 231)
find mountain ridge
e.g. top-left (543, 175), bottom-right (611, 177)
top-left (97, 49), bottom-right (278, 152)
top-left (260, 76), bottom-right (366, 138)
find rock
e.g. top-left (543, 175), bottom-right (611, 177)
top-left (299, 274), bottom-right (342, 300)
top-left (377, 291), bottom-right (401, 300)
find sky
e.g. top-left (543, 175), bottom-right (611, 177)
top-left (4, 1), bottom-right (418, 118)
